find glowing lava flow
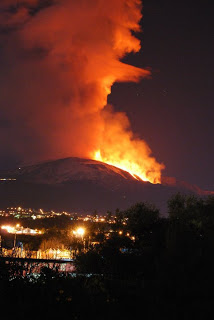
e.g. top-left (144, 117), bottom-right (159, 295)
top-left (94, 149), bottom-right (162, 183)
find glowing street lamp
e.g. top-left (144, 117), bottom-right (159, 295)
top-left (73, 227), bottom-right (85, 237)
top-left (72, 227), bottom-right (86, 252)
top-left (76, 228), bottom-right (85, 237)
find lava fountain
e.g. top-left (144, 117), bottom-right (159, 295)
top-left (92, 105), bottom-right (165, 184)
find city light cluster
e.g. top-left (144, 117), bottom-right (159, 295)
top-left (1, 225), bottom-right (43, 235)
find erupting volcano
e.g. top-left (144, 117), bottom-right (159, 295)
top-left (0, 0), bottom-right (164, 184)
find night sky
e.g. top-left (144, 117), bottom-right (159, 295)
top-left (0, 0), bottom-right (214, 191)
top-left (109, 0), bottom-right (214, 190)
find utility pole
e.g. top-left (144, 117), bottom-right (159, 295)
top-left (14, 231), bottom-right (16, 249)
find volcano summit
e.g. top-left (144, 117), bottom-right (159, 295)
top-left (0, 157), bottom-right (211, 215)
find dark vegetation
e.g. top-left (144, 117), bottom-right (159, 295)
top-left (1, 193), bottom-right (214, 319)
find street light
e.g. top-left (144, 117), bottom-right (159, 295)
top-left (76, 227), bottom-right (85, 237)
top-left (73, 227), bottom-right (85, 238)
top-left (73, 227), bottom-right (86, 252)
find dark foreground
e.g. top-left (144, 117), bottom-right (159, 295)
top-left (0, 252), bottom-right (214, 320)
top-left (1, 195), bottom-right (214, 319)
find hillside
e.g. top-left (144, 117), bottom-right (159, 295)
top-left (0, 157), bottom-right (212, 215)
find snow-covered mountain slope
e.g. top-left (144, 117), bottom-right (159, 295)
top-left (2, 157), bottom-right (137, 185)
top-left (0, 157), bottom-right (212, 215)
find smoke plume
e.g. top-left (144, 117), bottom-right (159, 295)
top-left (0, 0), bottom-right (164, 183)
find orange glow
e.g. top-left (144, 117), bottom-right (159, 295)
top-left (94, 148), bottom-right (163, 183)
top-left (94, 149), bottom-right (149, 181)
top-left (92, 107), bottom-right (164, 184)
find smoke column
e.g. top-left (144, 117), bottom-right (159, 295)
top-left (0, 0), bottom-right (164, 183)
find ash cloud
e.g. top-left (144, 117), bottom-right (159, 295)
top-left (0, 0), bottom-right (164, 181)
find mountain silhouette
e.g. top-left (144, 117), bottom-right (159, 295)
top-left (0, 157), bottom-right (212, 215)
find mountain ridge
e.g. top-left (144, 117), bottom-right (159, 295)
top-left (0, 157), bottom-right (213, 215)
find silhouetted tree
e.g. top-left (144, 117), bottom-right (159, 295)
top-left (75, 250), bottom-right (103, 274)
top-left (168, 193), bottom-right (204, 224)
top-left (124, 202), bottom-right (159, 239)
